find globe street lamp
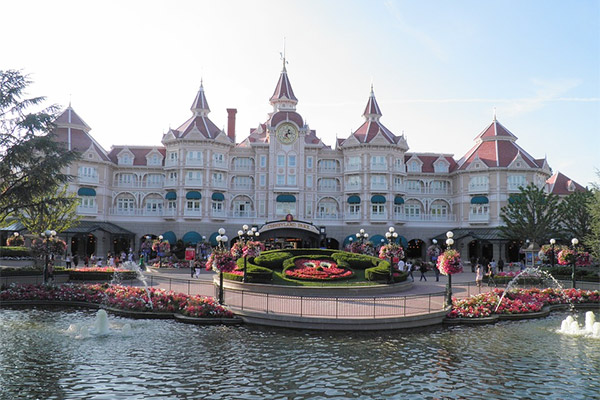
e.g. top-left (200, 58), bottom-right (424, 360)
top-left (571, 238), bottom-right (578, 289)
top-left (238, 224), bottom-right (259, 283)
top-left (549, 238), bottom-right (556, 268)
top-left (356, 229), bottom-right (368, 245)
top-left (385, 226), bottom-right (399, 283)
top-left (215, 228), bottom-right (228, 304)
top-left (158, 235), bottom-right (164, 268)
top-left (444, 231), bottom-right (455, 307)
top-left (42, 229), bottom-right (56, 284)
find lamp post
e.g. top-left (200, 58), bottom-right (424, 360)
top-left (385, 226), bottom-right (399, 283)
top-left (549, 238), bottom-right (556, 268)
top-left (356, 229), bottom-right (368, 244)
top-left (571, 238), bottom-right (578, 289)
top-left (444, 231), bottom-right (455, 308)
top-left (42, 229), bottom-right (56, 284)
top-left (238, 224), bottom-right (259, 283)
top-left (215, 228), bottom-right (228, 304)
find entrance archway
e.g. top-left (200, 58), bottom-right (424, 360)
top-left (406, 239), bottom-right (424, 259)
top-left (506, 240), bottom-right (521, 262)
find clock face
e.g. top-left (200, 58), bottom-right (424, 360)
top-left (276, 123), bottom-right (298, 145)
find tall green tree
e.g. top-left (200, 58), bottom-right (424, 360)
top-left (18, 185), bottom-right (81, 235)
top-left (0, 70), bottom-right (80, 225)
top-left (500, 183), bottom-right (562, 245)
top-left (559, 189), bottom-right (593, 246)
top-left (585, 171), bottom-right (600, 260)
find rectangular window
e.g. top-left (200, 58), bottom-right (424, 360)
top-left (306, 175), bottom-right (313, 188)
top-left (288, 155), bottom-right (296, 167)
top-left (371, 204), bottom-right (385, 214)
top-left (288, 174), bottom-right (296, 186)
top-left (259, 174), bottom-right (266, 187)
top-left (370, 155), bottom-right (387, 169)
top-left (260, 155), bottom-right (267, 168)
top-left (306, 156), bottom-right (313, 169)
top-left (259, 200), bottom-right (266, 216)
top-left (167, 200), bottom-right (177, 210)
top-left (348, 156), bottom-right (361, 170)
top-left (186, 200), bottom-right (201, 211)
top-left (276, 174), bottom-right (285, 185)
top-left (277, 155), bottom-right (285, 167)
top-left (349, 204), bottom-right (360, 214)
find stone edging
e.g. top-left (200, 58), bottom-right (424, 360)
top-left (443, 303), bottom-right (600, 325)
top-left (0, 300), bottom-right (242, 326)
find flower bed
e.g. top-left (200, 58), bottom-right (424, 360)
top-left (447, 288), bottom-right (600, 319)
top-left (0, 283), bottom-right (234, 319)
top-left (69, 267), bottom-right (137, 281)
top-left (285, 258), bottom-right (354, 281)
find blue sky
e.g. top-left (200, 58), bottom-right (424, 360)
top-left (4, 0), bottom-right (599, 185)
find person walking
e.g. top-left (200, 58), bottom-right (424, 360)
top-left (498, 258), bottom-right (504, 273)
top-left (65, 253), bottom-right (72, 269)
top-left (476, 264), bottom-right (483, 288)
top-left (433, 262), bottom-right (440, 282)
top-left (419, 262), bottom-right (427, 281)
top-left (406, 260), bottom-right (414, 282)
top-left (73, 254), bottom-right (79, 268)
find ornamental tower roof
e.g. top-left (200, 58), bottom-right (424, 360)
top-left (190, 80), bottom-right (210, 116)
top-left (169, 81), bottom-right (225, 140)
top-left (269, 58), bottom-right (298, 111)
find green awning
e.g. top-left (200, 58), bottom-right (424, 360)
top-left (162, 231), bottom-right (177, 244)
top-left (209, 232), bottom-right (220, 246)
top-left (371, 195), bottom-right (386, 204)
top-left (186, 191), bottom-right (201, 200)
top-left (165, 191), bottom-right (177, 200)
top-left (212, 192), bottom-right (225, 201)
top-left (394, 196), bottom-right (404, 205)
top-left (471, 196), bottom-right (489, 204)
top-left (348, 195), bottom-right (361, 204)
top-left (182, 231), bottom-right (202, 245)
top-left (276, 194), bottom-right (296, 202)
top-left (77, 187), bottom-right (96, 196)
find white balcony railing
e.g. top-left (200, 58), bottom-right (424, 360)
top-left (164, 179), bottom-right (178, 187)
top-left (315, 212), bottom-right (339, 220)
top-left (370, 163), bottom-right (388, 171)
top-left (186, 159), bottom-right (203, 166)
top-left (370, 183), bottom-right (388, 190)
top-left (318, 185), bottom-right (341, 192)
top-left (469, 213), bottom-right (490, 222)
top-left (77, 205), bottom-right (98, 214)
top-left (183, 209), bottom-right (202, 217)
top-left (212, 180), bottom-right (227, 189)
top-left (143, 209), bottom-right (163, 217)
top-left (345, 212), bottom-right (361, 221)
top-left (231, 211), bottom-right (257, 218)
top-left (232, 184), bottom-right (254, 191)
top-left (165, 160), bottom-right (178, 167)
top-left (345, 183), bottom-right (362, 191)
top-left (78, 175), bottom-right (99, 184)
top-left (318, 167), bottom-right (341, 174)
top-left (469, 184), bottom-right (489, 193)
top-left (345, 164), bottom-right (361, 172)
top-left (110, 208), bottom-right (142, 216)
top-left (163, 209), bottom-right (177, 218)
top-left (370, 212), bottom-right (388, 220)
top-left (185, 178), bottom-right (203, 187)
top-left (211, 210), bottom-right (227, 218)
top-left (213, 160), bottom-right (227, 168)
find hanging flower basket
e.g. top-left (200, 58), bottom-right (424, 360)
top-left (378, 243), bottom-right (404, 261)
top-left (436, 249), bottom-right (463, 275)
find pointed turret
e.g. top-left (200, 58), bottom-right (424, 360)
top-left (362, 84), bottom-right (382, 121)
top-left (269, 59), bottom-right (298, 111)
top-left (191, 80), bottom-right (210, 117)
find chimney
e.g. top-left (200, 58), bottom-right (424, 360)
top-left (227, 108), bottom-right (237, 142)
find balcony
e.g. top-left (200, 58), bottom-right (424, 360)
top-left (183, 209), bottom-right (202, 218)
top-left (165, 159), bottom-right (178, 167)
top-left (164, 179), bottom-right (178, 187)
top-left (78, 175), bottom-right (99, 184)
top-left (144, 181), bottom-right (164, 189)
top-left (345, 182), bottom-right (362, 191)
top-left (231, 211), bottom-right (257, 219)
top-left (232, 183), bottom-right (254, 191)
top-left (508, 183), bottom-right (526, 191)
top-left (77, 205), bottom-right (98, 215)
top-left (318, 166), bottom-right (341, 174)
top-left (186, 158), bottom-right (203, 166)
top-left (344, 212), bottom-right (361, 221)
top-left (185, 178), bottom-right (203, 187)
top-left (428, 188), bottom-right (451, 195)
top-left (318, 185), bottom-right (341, 192)
top-left (143, 209), bottom-right (163, 217)
top-left (405, 214), bottom-right (456, 222)
top-left (469, 184), bottom-right (489, 193)
top-left (232, 164), bottom-right (254, 172)
top-left (213, 160), bottom-right (227, 169)
top-left (109, 208), bottom-right (142, 216)
top-left (370, 212), bottom-right (388, 221)
top-left (405, 187), bottom-right (425, 194)
top-left (393, 184), bottom-right (404, 192)
top-left (114, 181), bottom-right (140, 188)
top-left (315, 212), bottom-right (340, 220)
top-left (211, 180), bottom-right (227, 189)
top-left (163, 209), bottom-right (177, 219)
top-left (469, 213), bottom-right (490, 224)
top-left (370, 183), bottom-right (388, 191)
top-left (394, 164), bottom-right (406, 173)
top-left (211, 210), bottom-right (227, 219)
top-left (370, 163), bottom-right (388, 172)
top-left (345, 164), bottom-right (361, 172)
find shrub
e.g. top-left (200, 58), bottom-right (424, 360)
top-left (229, 258), bottom-right (273, 283)
top-left (332, 252), bottom-right (379, 270)
top-left (365, 260), bottom-right (407, 283)
top-left (253, 251), bottom-right (293, 270)
top-left (0, 246), bottom-right (32, 258)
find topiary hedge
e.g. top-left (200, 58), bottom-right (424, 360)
top-left (228, 257), bottom-right (273, 283)
top-left (253, 251), bottom-right (294, 270)
top-left (0, 246), bottom-right (33, 259)
top-left (365, 259), bottom-right (407, 283)
top-left (331, 252), bottom-right (379, 270)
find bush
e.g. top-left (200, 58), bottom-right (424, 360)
top-left (0, 246), bottom-right (32, 258)
top-left (332, 252), bottom-right (379, 270)
top-left (253, 251), bottom-right (293, 270)
top-left (365, 260), bottom-right (407, 283)
top-left (229, 257), bottom-right (273, 283)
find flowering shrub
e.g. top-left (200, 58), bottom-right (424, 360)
top-left (378, 243), bottom-right (404, 261)
top-left (206, 247), bottom-right (237, 272)
top-left (243, 241), bottom-right (264, 258)
top-left (426, 245), bottom-right (441, 261)
top-left (73, 267), bottom-right (129, 273)
top-left (285, 258), bottom-right (354, 281)
top-left (6, 235), bottom-right (24, 246)
top-left (557, 249), bottom-right (592, 266)
top-left (152, 240), bottom-right (171, 254)
top-left (345, 242), bottom-right (376, 256)
top-left (447, 287), bottom-right (600, 318)
top-left (539, 244), bottom-right (567, 263)
top-left (0, 283), bottom-right (234, 318)
top-left (31, 237), bottom-right (67, 256)
top-left (436, 249), bottom-right (463, 275)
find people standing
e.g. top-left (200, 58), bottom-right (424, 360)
top-left (498, 258), bottom-right (504, 273)
top-left (406, 260), bottom-right (414, 282)
top-left (476, 264), bottom-right (483, 288)
top-left (65, 253), bottom-right (72, 269)
top-left (73, 254), bottom-right (79, 268)
top-left (419, 262), bottom-right (427, 281)
top-left (397, 259), bottom-right (405, 273)
top-left (433, 262), bottom-right (440, 282)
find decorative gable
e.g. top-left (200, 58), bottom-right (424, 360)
top-left (117, 149), bottom-right (135, 165)
top-left (508, 152), bottom-right (530, 169)
top-left (433, 157), bottom-right (450, 173)
top-left (406, 156), bottom-right (423, 173)
top-left (465, 155), bottom-right (488, 171)
top-left (146, 149), bottom-right (163, 167)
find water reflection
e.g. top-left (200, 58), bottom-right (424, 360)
top-left (0, 308), bottom-right (598, 399)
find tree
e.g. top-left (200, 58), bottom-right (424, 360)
top-left (500, 183), bottom-right (562, 245)
top-left (0, 70), bottom-right (80, 225)
top-left (17, 185), bottom-right (81, 235)
top-left (559, 189), bottom-right (593, 247)
top-left (585, 170), bottom-right (600, 260)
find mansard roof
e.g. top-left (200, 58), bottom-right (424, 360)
top-left (107, 146), bottom-right (166, 166)
top-left (457, 119), bottom-right (542, 170)
top-left (405, 154), bottom-right (458, 173)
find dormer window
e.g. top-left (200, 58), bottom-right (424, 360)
top-left (148, 154), bottom-right (161, 166)
top-left (119, 154), bottom-right (133, 165)
top-left (568, 181), bottom-right (576, 192)
top-left (434, 161), bottom-right (449, 173)
top-left (408, 160), bottom-right (421, 173)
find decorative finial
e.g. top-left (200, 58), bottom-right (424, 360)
top-left (280, 37), bottom-right (288, 70)
top-left (200, 77), bottom-right (204, 88)
top-left (493, 107), bottom-right (497, 121)
top-left (68, 93), bottom-right (72, 108)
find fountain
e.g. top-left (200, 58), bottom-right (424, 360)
top-left (559, 311), bottom-right (600, 338)
top-left (494, 267), bottom-right (572, 313)
top-left (65, 309), bottom-right (132, 339)
top-left (119, 261), bottom-right (154, 310)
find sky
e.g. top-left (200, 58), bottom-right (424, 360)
top-left (4, 0), bottom-right (599, 185)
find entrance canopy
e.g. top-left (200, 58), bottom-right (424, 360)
top-left (182, 231), bottom-right (202, 245)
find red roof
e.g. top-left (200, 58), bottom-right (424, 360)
top-left (108, 147), bottom-right (165, 166)
top-left (458, 119), bottom-right (541, 170)
top-left (190, 83), bottom-right (210, 113)
top-left (363, 86), bottom-right (382, 117)
top-left (270, 66), bottom-right (297, 103)
top-left (54, 107), bottom-right (91, 131)
top-left (270, 111), bottom-right (304, 127)
top-left (546, 172), bottom-right (586, 195)
top-left (174, 115), bottom-right (222, 139)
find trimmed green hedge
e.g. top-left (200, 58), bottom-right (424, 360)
top-left (332, 252), bottom-right (379, 270)
top-left (253, 251), bottom-right (293, 270)
top-left (229, 257), bottom-right (273, 283)
top-left (365, 260), bottom-right (407, 283)
top-left (0, 246), bottom-right (32, 258)
top-left (0, 266), bottom-right (68, 276)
